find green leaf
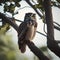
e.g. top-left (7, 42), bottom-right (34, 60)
top-left (0, 23), bottom-right (10, 34)
top-left (4, 5), bottom-right (9, 12)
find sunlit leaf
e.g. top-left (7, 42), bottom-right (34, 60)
top-left (9, 3), bottom-right (15, 13)
top-left (0, 23), bottom-right (10, 34)
top-left (6, 51), bottom-right (16, 60)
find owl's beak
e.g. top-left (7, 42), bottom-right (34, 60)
top-left (31, 14), bottom-right (36, 17)
top-left (31, 14), bottom-right (36, 20)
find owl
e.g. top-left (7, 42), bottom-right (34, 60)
top-left (18, 13), bottom-right (37, 53)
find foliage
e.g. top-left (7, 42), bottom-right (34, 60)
top-left (0, 33), bottom-right (28, 60)
top-left (0, 23), bottom-right (10, 34)
top-left (0, 34), bottom-right (16, 60)
top-left (0, 0), bottom-right (60, 15)
top-left (0, 0), bottom-right (21, 15)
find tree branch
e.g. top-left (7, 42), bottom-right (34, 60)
top-left (54, 21), bottom-right (60, 27)
top-left (0, 13), bottom-right (18, 32)
top-left (57, 41), bottom-right (60, 43)
top-left (54, 25), bottom-right (60, 31)
top-left (26, 40), bottom-right (50, 60)
top-left (25, 0), bottom-right (43, 18)
top-left (51, 1), bottom-right (60, 9)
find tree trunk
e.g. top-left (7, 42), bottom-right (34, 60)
top-left (43, 0), bottom-right (60, 57)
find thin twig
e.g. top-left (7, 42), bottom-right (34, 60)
top-left (25, 0), bottom-right (43, 18)
top-left (54, 21), bottom-right (60, 27)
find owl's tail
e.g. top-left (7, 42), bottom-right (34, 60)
top-left (18, 40), bottom-right (26, 53)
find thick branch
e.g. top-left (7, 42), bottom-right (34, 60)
top-left (0, 13), bottom-right (18, 32)
top-left (43, 0), bottom-right (60, 57)
top-left (26, 40), bottom-right (49, 60)
top-left (57, 41), bottom-right (60, 43)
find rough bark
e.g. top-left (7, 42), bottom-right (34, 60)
top-left (0, 13), bottom-right (18, 32)
top-left (43, 0), bottom-right (60, 57)
top-left (26, 40), bottom-right (49, 60)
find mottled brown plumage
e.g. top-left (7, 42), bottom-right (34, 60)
top-left (18, 13), bottom-right (37, 53)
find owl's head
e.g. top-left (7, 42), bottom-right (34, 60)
top-left (24, 13), bottom-right (36, 21)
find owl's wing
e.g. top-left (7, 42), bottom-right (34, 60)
top-left (18, 22), bottom-right (28, 53)
top-left (18, 22), bottom-right (28, 40)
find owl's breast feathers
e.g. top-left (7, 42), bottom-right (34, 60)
top-left (18, 20), bottom-right (37, 41)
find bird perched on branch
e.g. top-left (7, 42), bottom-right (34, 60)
top-left (18, 13), bottom-right (37, 53)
